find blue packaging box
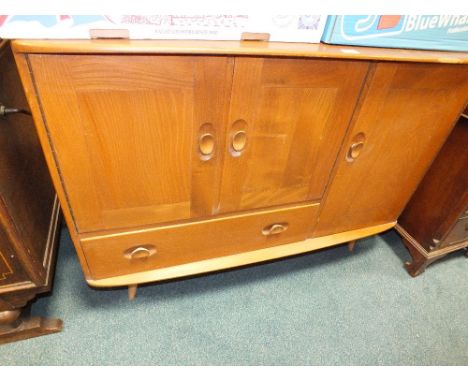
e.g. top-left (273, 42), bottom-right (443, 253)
top-left (322, 16), bottom-right (468, 52)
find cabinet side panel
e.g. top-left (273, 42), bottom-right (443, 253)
top-left (12, 52), bottom-right (92, 279)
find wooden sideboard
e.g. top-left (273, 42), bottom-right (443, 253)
top-left (397, 112), bottom-right (468, 276)
top-left (0, 40), bottom-right (62, 344)
top-left (11, 40), bottom-right (468, 298)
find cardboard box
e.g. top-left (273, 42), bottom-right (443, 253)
top-left (321, 15), bottom-right (468, 52)
top-left (0, 15), bottom-right (327, 43)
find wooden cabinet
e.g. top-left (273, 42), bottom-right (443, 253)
top-left (11, 40), bottom-right (468, 295)
top-left (396, 114), bottom-right (468, 276)
top-left (0, 40), bottom-right (62, 343)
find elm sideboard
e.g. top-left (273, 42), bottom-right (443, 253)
top-left (11, 40), bottom-right (468, 298)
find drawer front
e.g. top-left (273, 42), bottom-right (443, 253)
top-left (443, 216), bottom-right (468, 246)
top-left (81, 203), bottom-right (320, 280)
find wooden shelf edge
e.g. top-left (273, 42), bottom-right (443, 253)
top-left (11, 40), bottom-right (468, 64)
top-left (86, 221), bottom-right (396, 287)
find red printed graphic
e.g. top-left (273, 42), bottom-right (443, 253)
top-left (0, 16), bottom-right (9, 27)
top-left (377, 15), bottom-right (402, 30)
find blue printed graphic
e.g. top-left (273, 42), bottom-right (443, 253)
top-left (340, 15), bottom-right (405, 40)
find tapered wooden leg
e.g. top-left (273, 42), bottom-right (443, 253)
top-left (348, 240), bottom-right (356, 252)
top-left (0, 308), bottom-right (63, 345)
top-left (128, 284), bottom-right (138, 300)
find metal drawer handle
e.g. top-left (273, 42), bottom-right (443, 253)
top-left (123, 244), bottom-right (157, 260)
top-left (262, 223), bottom-right (289, 236)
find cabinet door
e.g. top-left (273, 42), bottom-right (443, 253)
top-left (29, 55), bottom-right (233, 233)
top-left (218, 57), bottom-right (368, 214)
top-left (314, 62), bottom-right (468, 237)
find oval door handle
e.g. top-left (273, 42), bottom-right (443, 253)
top-left (199, 133), bottom-right (215, 157)
top-left (229, 119), bottom-right (248, 156)
top-left (231, 130), bottom-right (247, 153)
top-left (262, 223), bottom-right (289, 236)
top-left (346, 132), bottom-right (366, 162)
top-left (347, 142), bottom-right (365, 160)
top-left (123, 244), bottom-right (157, 260)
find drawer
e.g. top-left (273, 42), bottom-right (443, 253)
top-left (80, 203), bottom-right (320, 280)
top-left (443, 216), bottom-right (468, 246)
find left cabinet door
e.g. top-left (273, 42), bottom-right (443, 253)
top-left (28, 55), bottom-right (233, 233)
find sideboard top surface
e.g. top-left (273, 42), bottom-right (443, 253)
top-left (11, 39), bottom-right (468, 64)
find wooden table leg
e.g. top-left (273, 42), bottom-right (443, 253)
top-left (128, 284), bottom-right (138, 300)
top-left (348, 240), bottom-right (356, 252)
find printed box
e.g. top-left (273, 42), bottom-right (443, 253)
top-left (0, 15), bottom-right (327, 43)
top-left (321, 15), bottom-right (468, 52)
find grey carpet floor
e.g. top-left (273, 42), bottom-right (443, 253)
top-left (0, 228), bottom-right (467, 365)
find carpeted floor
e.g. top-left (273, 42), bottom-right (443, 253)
top-left (0, 228), bottom-right (467, 365)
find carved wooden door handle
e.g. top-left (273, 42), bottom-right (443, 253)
top-left (231, 130), bottom-right (247, 153)
top-left (123, 244), bottom-right (157, 260)
top-left (262, 223), bottom-right (289, 236)
top-left (229, 119), bottom-right (248, 156)
top-left (199, 133), bottom-right (215, 157)
top-left (346, 132), bottom-right (366, 162)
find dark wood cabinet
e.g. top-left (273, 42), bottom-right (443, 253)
top-left (397, 112), bottom-right (468, 276)
top-left (0, 40), bottom-right (62, 344)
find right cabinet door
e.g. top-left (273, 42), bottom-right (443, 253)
top-left (217, 57), bottom-right (368, 214)
top-left (314, 62), bottom-right (468, 237)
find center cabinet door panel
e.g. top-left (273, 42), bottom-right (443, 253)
top-left (28, 55), bottom-right (233, 233)
top-left (314, 62), bottom-right (468, 237)
top-left (218, 57), bottom-right (369, 214)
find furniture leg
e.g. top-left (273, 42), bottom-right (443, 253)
top-left (128, 284), bottom-right (138, 300)
top-left (348, 240), bottom-right (356, 252)
top-left (401, 237), bottom-right (429, 277)
top-left (0, 308), bottom-right (63, 345)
